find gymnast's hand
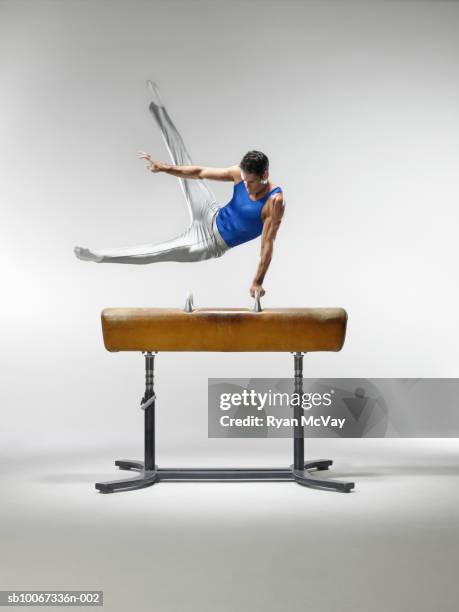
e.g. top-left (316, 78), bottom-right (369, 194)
top-left (250, 283), bottom-right (266, 298)
top-left (137, 150), bottom-right (163, 173)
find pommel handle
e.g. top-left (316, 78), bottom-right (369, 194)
top-left (184, 290), bottom-right (194, 313)
top-left (252, 288), bottom-right (263, 312)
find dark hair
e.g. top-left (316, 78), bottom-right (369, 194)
top-left (239, 150), bottom-right (269, 177)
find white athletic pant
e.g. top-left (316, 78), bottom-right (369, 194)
top-left (75, 83), bottom-right (229, 264)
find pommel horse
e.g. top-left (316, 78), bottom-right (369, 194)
top-left (95, 292), bottom-right (354, 494)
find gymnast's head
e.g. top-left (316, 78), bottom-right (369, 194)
top-left (239, 150), bottom-right (269, 194)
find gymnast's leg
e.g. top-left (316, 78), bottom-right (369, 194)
top-left (74, 82), bottom-right (223, 264)
top-left (146, 81), bottom-right (220, 223)
top-left (74, 211), bottom-right (227, 264)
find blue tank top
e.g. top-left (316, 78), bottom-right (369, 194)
top-left (216, 181), bottom-right (283, 248)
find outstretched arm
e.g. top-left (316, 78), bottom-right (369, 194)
top-left (137, 152), bottom-right (239, 182)
top-left (250, 194), bottom-right (285, 298)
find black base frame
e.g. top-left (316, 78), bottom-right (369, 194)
top-left (95, 352), bottom-right (355, 494)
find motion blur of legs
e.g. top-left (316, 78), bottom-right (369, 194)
top-left (74, 81), bottom-right (229, 264)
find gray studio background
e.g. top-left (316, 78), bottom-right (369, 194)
top-left (3, 4), bottom-right (459, 612)
top-left (1, 0), bottom-right (458, 457)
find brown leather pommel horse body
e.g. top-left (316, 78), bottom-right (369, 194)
top-left (96, 300), bottom-right (354, 494)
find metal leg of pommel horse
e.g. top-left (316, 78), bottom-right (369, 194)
top-left (95, 352), bottom-right (159, 493)
top-left (95, 351), bottom-right (355, 494)
top-left (291, 352), bottom-right (354, 493)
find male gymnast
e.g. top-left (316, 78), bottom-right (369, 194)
top-left (74, 82), bottom-right (285, 298)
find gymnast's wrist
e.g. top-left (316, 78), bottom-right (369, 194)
top-left (160, 162), bottom-right (173, 173)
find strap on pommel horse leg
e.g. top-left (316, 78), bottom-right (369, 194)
top-left (95, 350), bottom-right (355, 494)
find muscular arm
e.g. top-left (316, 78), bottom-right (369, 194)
top-left (250, 194), bottom-right (285, 298)
top-left (163, 163), bottom-right (240, 181)
top-left (137, 153), bottom-right (240, 182)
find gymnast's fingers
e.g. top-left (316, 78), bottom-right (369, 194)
top-left (250, 285), bottom-right (265, 298)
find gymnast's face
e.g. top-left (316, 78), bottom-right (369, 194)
top-left (240, 170), bottom-right (269, 197)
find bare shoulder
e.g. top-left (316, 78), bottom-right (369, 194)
top-left (227, 165), bottom-right (242, 183)
top-left (270, 191), bottom-right (285, 216)
top-left (261, 191), bottom-right (285, 223)
top-left (271, 191), bottom-right (284, 205)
